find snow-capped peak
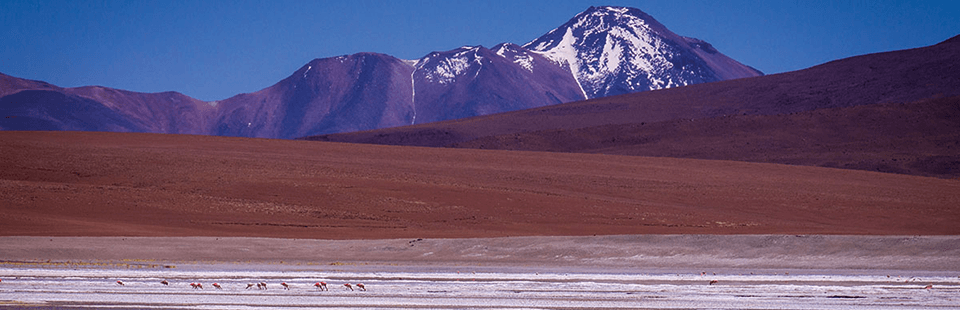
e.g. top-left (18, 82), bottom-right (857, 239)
top-left (522, 6), bottom-right (759, 99)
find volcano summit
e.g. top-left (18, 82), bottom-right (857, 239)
top-left (525, 6), bottom-right (762, 98)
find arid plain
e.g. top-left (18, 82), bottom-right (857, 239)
top-left (3, 131), bottom-right (958, 238)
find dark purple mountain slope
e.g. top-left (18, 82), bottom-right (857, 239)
top-left (454, 95), bottom-right (960, 178)
top-left (0, 72), bottom-right (58, 97)
top-left (67, 86), bottom-right (216, 135)
top-left (0, 76), bottom-right (215, 134)
top-left (213, 53), bottom-right (416, 139)
top-left (0, 90), bottom-right (145, 132)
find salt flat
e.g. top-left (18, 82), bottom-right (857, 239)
top-left (2, 267), bottom-right (958, 309)
top-left (2, 235), bottom-right (959, 309)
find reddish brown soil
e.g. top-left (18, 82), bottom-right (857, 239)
top-left (2, 131), bottom-right (958, 238)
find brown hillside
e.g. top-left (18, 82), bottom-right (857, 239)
top-left (454, 96), bottom-right (960, 178)
top-left (2, 131), bottom-right (958, 238)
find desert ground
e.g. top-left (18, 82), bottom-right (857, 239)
top-left (2, 131), bottom-right (959, 308)
top-left (2, 131), bottom-right (958, 237)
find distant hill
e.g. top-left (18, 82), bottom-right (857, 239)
top-left (0, 73), bottom-right (216, 134)
top-left (453, 96), bottom-right (960, 178)
top-left (309, 35), bottom-right (960, 178)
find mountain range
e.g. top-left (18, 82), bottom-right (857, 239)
top-left (1, 6), bottom-right (759, 138)
top-left (311, 35), bottom-right (960, 178)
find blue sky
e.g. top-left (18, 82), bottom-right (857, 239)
top-left (2, 0), bottom-right (958, 101)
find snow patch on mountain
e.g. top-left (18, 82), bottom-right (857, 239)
top-left (527, 28), bottom-right (588, 98)
top-left (303, 66), bottom-right (312, 78)
top-left (417, 47), bottom-right (487, 85)
top-left (495, 44), bottom-right (535, 72)
top-left (435, 57), bottom-right (469, 84)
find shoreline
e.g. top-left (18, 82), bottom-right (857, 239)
top-left (3, 235), bottom-right (958, 272)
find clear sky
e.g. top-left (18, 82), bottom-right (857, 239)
top-left (2, 0), bottom-right (958, 101)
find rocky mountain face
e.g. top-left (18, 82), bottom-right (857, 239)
top-left (1, 6), bottom-right (760, 138)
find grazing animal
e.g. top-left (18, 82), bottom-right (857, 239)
top-left (709, 280), bottom-right (719, 285)
top-left (116, 280), bottom-right (124, 286)
top-left (356, 283), bottom-right (366, 291)
top-left (314, 282), bottom-right (328, 291)
top-left (260, 282), bottom-right (267, 290)
top-left (344, 283), bottom-right (354, 291)
top-left (246, 283), bottom-right (255, 289)
top-left (212, 283), bottom-right (222, 290)
top-left (190, 283), bottom-right (203, 289)
top-left (281, 282), bottom-right (290, 290)
top-left (160, 280), bottom-right (169, 285)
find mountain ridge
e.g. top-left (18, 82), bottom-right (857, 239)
top-left (1, 6), bottom-right (759, 138)
top-left (1, 72), bottom-right (216, 134)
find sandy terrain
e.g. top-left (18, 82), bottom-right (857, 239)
top-left (2, 131), bottom-right (959, 239)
